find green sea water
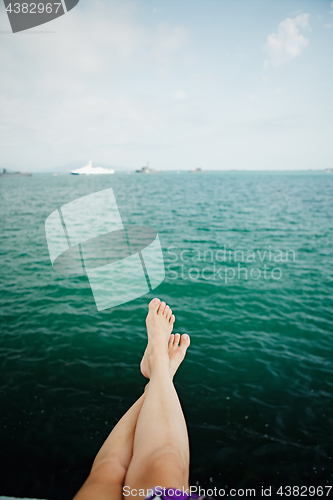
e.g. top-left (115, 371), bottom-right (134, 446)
top-left (0, 171), bottom-right (333, 499)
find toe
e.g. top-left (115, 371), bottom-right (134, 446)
top-left (168, 334), bottom-right (175, 345)
top-left (170, 314), bottom-right (175, 324)
top-left (166, 307), bottom-right (172, 320)
top-left (180, 334), bottom-right (190, 351)
top-left (164, 305), bottom-right (171, 318)
top-left (174, 333), bottom-right (180, 347)
top-left (149, 298), bottom-right (160, 313)
top-left (158, 301), bottom-right (166, 315)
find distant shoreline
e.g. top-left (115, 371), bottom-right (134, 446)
top-left (10, 169), bottom-right (332, 175)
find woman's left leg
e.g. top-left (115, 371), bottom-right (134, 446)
top-left (73, 391), bottom-right (146, 500)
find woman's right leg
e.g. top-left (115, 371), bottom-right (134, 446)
top-left (124, 298), bottom-right (191, 497)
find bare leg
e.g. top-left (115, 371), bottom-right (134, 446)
top-left (73, 300), bottom-right (190, 500)
top-left (73, 393), bottom-right (146, 500)
top-left (124, 298), bottom-right (191, 497)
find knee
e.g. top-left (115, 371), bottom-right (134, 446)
top-left (146, 446), bottom-right (188, 479)
top-left (89, 455), bottom-right (127, 487)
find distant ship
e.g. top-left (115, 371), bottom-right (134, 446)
top-left (326, 169), bottom-right (333, 173)
top-left (0, 168), bottom-right (31, 177)
top-left (136, 162), bottom-right (160, 174)
top-left (71, 161), bottom-right (114, 175)
top-left (190, 168), bottom-right (202, 173)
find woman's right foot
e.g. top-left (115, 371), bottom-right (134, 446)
top-left (141, 298), bottom-right (174, 379)
top-left (141, 298), bottom-right (190, 379)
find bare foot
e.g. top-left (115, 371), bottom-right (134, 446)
top-left (140, 298), bottom-right (174, 378)
top-left (167, 332), bottom-right (191, 378)
top-left (141, 298), bottom-right (190, 378)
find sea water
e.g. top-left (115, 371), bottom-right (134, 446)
top-left (1, 171), bottom-right (332, 498)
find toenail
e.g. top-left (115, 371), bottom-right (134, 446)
top-left (182, 334), bottom-right (188, 340)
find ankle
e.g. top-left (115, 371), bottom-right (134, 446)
top-left (149, 350), bottom-right (169, 373)
top-left (149, 344), bottom-right (169, 358)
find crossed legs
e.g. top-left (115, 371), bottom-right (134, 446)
top-left (73, 298), bottom-right (191, 500)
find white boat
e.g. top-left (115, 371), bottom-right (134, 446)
top-left (71, 161), bottom-right (114, 175)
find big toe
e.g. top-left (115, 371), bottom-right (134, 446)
top-left (149, 298), bottom-right (160, 313)
top-left (180, 334), bottom-right (190, 352)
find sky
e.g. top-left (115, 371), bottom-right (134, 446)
top-left (0, 0), bottom-right (332, 172)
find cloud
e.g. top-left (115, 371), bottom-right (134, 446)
top-left (171, 90), bottom-right (187, 101)
top-left (190, 72), bottom-right (218, 85)
top-left (153, 23), bottom-right (189, 56)
top-left (263, 13), bottom-right (310, 68)
top-left (0, 0), bottom-right (191, 169)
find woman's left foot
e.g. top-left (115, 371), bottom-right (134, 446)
top-left (141, 332), bottom-right (190, 379)
top-left (168, 333), bottom-right (191, 378)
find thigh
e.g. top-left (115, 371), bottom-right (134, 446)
top-left (74, 456), bottom-right (126, 500)
top-left (124, 449), bottom-right (189, 499)
top-left (73, 481), bottom-right (123, 500)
